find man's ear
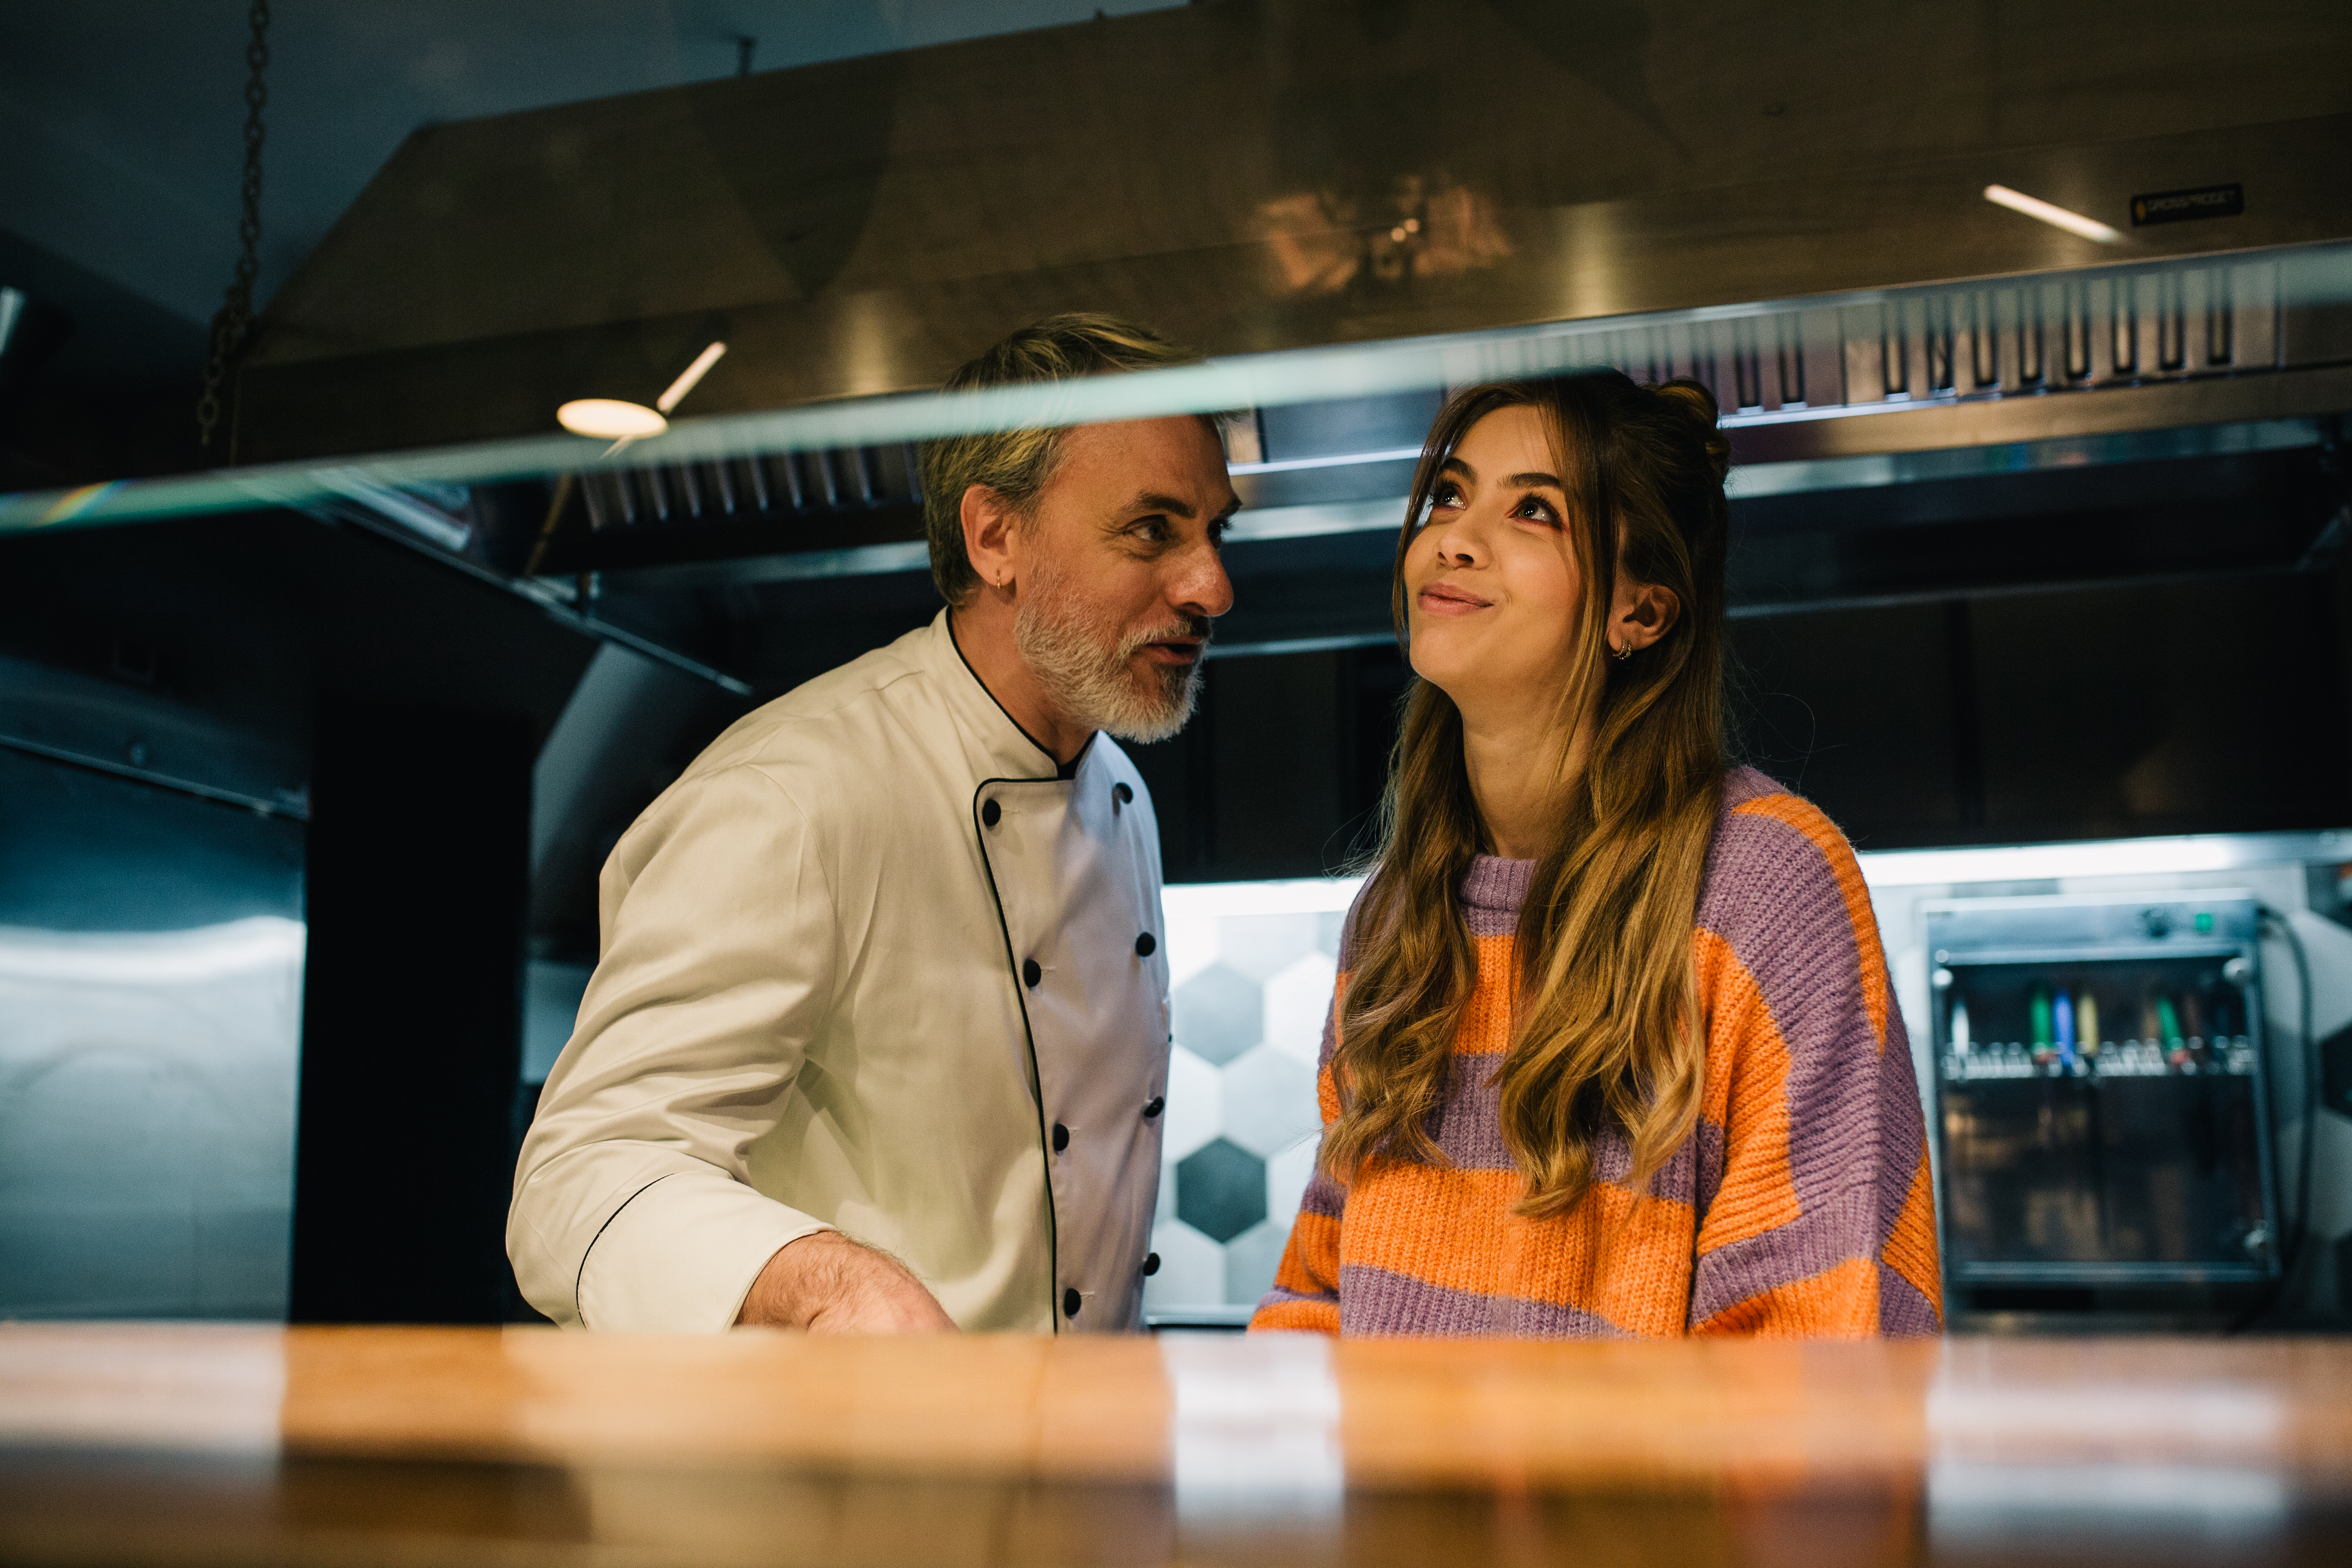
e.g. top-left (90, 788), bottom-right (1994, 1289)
top-left (960, 484), bottom-right (1020, 594)
top-left (1613, 580), bottom-right (1681, 652)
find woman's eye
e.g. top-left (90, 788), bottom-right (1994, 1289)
top-left (1429, 483), bottom-right (1464, 510)
top-left (1514, 495), bottom-right (1559, 526)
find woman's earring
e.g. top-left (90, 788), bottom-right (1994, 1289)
top-left (1610, 641), bottom-right (1635, 662)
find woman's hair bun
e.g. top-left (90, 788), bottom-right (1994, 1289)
top-left (1651, 377), bottom-right (1731, 486)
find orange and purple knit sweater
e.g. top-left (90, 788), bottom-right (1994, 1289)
top-left (1251, 766), bottom-right (1942, 1338)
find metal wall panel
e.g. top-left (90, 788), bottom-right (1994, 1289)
top-left (0, 748), bottom-right (305, 1319)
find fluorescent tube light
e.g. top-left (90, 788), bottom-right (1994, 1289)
top-left (657, 341), bottom-right (728, 413)
top-left (1983, 184), bottom-right (2121, 244)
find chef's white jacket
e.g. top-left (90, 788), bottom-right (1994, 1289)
top-left (509, 610), bottom-right (1172, 1333)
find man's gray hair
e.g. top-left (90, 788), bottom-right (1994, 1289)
top-left (919, 313), bottom-right (1205, 608)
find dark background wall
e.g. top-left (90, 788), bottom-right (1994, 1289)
top-left (292, 706), bottom-right (533, 1324)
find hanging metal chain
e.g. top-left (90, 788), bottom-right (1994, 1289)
top-left (197, 0), bottom-right (271, 450)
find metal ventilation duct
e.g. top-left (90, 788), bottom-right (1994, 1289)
top-left (231, 0), bottom-right (2352, 464)
top-left (527, 240), bottom-right (2352, 581)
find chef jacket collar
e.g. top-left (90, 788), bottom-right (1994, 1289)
top-left (932, 608), bottom-right (1097, 782)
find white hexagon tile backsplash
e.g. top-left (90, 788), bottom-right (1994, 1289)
top-left (1147, 876), bottom-right (1361, 1321)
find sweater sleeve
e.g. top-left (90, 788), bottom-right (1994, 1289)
top-left (1249, 968), bottom-right (1351, 1333)
top-left (1686, 788), bottom-right (1943, 1338)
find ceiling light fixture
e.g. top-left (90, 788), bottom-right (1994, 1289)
top-left (557, 340), bottom-right (730, 450)
top-left (1982, 185), bottom-right (2121, 245)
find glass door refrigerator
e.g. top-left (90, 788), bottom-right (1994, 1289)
top-left (1924, 893), bottom-right (2280, 1314)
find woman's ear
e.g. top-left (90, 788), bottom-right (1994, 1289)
top-left (960, 484), bottom-right (1020, 593)
top-left (1610, 579), bottom-right (1681, 653)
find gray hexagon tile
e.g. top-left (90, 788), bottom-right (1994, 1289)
top-left (1219, 1045), bottom-right (1319, 1160)
top-left (1176, 1137), bottom-right (1267, 1243)
top-left (1172, 961), bottom-right (1262, 1066)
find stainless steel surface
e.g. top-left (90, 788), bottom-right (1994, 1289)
top-left (0, 288), bottom-right (31, 369)
top-left (229, 111), bottom-right (2352, 463)
top-left (0, 748), bottom-right (306, 1320)
top-left (521, 242), bottom-right (2352, 595)
top-left (225, 0), bottom-right (2352, 461)
top-left (1727, 420), bottom-right (2332, 501)
top-left (297, 499), bottom-right (754, 696)
top-left (0, 653), bottom-right (307, 820)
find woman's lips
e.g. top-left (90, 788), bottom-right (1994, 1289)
top-left (1416, 582), bottom-right (1493, 617)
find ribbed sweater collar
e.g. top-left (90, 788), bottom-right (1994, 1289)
top-left (1459, 854), bottom-right (1535, 928)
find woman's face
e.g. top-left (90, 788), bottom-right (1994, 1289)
top-left (1402, 403), bottom-right (1583, 717)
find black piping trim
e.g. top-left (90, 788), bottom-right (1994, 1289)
top-left (971, 770), bottom-right (1084, 1333)
top-left (575, 1172), bottom-right (679, 1327)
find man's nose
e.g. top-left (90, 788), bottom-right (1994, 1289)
top-left (1172, 540), bottom-right (1235, 620)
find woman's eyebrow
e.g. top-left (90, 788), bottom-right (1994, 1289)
top-left (1437, 456), bottom-right (1563, 490)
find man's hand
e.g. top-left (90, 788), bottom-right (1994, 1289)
top-left (735, 1231), bottom-right (959, 1333)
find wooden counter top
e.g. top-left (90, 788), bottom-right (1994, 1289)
top-left (3, 1325), bottom-right (2349, 1566)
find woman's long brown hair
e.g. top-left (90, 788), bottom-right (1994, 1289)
top-left (1321, 371), bottom-right (1733, 1218)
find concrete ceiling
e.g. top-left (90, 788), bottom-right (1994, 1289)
top-left (0, 0), bottom-right (1178, 381)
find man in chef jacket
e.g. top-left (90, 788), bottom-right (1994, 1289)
top-left (508, 315), bottom-right (1236, 1334)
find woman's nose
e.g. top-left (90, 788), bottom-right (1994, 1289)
top-left (1429, 512), bottom-right (1486, 566)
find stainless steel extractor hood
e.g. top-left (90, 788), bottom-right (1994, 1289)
top-left (14, 0), bottom-right (2294, 692)
top-left (229, 0), bottom-right (2352, 466)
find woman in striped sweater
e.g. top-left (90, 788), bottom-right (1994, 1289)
top-left (1252, 372), bottom-right (1941, 1339)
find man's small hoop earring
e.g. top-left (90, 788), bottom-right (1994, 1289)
top-left (1610, 641), bottom-right (1635, 662)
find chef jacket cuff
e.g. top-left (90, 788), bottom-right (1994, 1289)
top-left (576, 1172), bottom-right (833, 1333)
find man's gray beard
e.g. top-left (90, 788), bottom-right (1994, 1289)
top-left (1013, 563), bottom-right (1204, 745)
